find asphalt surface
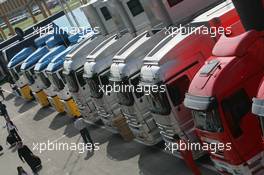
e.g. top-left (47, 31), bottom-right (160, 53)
top-left (0, 83), bottom-right (219, 175)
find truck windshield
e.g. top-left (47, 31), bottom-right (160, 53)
top-left (23, 69), bottom-right (35, 85)
top-left (59, 70), bottom-right (66, 84)
top-left (15, 64), bottom-right (22, 75)
top-left (115, 81), bottom-right (134, 106)
top-left (192, 109), bottom-right (223, 133)
top-left (10, 69), bottom-right (19, 81)
top-left (147, 91), bottom-right (171, 115)
top-left (76, 69), bottom-right (86, 87)
top-left (64, 71), bottom-right (78, 92)
top-left (36, 72), bottom-right (51, 88)
top-left (130, 76), bottom-right (144, 98)
top-left (47, 72), bottom-right (64, 90)
top-left (86, 76), bottom-right (103, 98)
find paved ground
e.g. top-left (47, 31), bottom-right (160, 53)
top-left (0, 83), bottom-right (219, 175)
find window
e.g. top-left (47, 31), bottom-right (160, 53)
top-left (147, 91), bottom-right (171, 115)
top-left (14, 64), bottom-right (22, 74)
top-left (47, 72), bottom-right (64, 91)
top-left (222, 89), bottom-right (251, 138)
top-left (130, 76), bottom-right (144, 98)
top-left (118, 90), bottom-right (134, 106)
top-left (192, 109), bottom-right (223, 133)
top-left (127, 0), bottom-right (144, 17)
top-left (167, 75), bottom-right (190, 106)
top-left (24, 70), bottom-right (35, 85)
top-left (167, 0), bottom-right (184, 7)
top-left (59, 70), bottom-right (66, 84)
top-left (100, 7), bottom-right (112, 21)
top-left (86, 76), bottom-right (103, 98)
top-left (10, 69), bottom-right (19, 81)
top-left (200, 59), bottom-right (219, 76)
top-left (37, 72), bottom-right (51, 88)
top-left (76, 69), bottom-right (86, 87)
top-left (115, 80), bottom-right (134, 106)
top-left (64, 71), bottom-right (78, 92)
top-left (100, 74), bottom-right (109, 86)
top-left (29, 68), bottom-right (35, 75)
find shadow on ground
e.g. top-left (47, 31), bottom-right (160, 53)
top-left (138, 146), bottom-right (191, 175)
top-left (84, 150), bottom-right (94, 160)
top-left (49, 113), bottom-right (72, 130)
top-left (62, 136), bottom-right (83, 175)
top-left (11, 145), bottom-right (18, 153)
top-left (138, 146), bottom-right (219, 175)
top-left (106, 134), bottom-right (146, 161)
top-left (63, 118), bottom-right (113, 139)
top-left (14, 96), bottom-right (25, 107)
top-left (33, 107), bottom-right (55, 121)
top-left (18, 101), bottom-right (38, 113)
top-left (63, 121), bottom-right (79, 138)
top-left (86, 124), bottom-right (112, 145)
top-left (196, 156), bottom-right (219, 175)
top-left (5, 93), bottom-right (15, 101)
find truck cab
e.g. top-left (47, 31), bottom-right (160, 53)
top-left (34, 44), bottom-right (67, 111)
top-left (7, 47), bottom-right (34, 100)
top-left (45, 34), bottom-right (83, 117)
top-left (140, 29), bottom-right (218, 158)
top-left (184, 31), bottom-right (264, 174)
top-left (84, 33), bottom-right (135, 131)
top-left (109, 31), bottom-right (167, 145)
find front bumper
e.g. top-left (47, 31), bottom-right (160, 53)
top-left (63, 98), bottom-right (81, 118)
top-left (212, 152), bottom-right (264, 175)
top-left (48, 96), bottom-right (65, 113)
top-left (34, 90), bottom-right (50, 107)
top-left (20, 85), bottom-right (33, 101)
top-left (123, 112), bottom-right (162, 146)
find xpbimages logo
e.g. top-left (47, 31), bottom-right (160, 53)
top-left (33, 25), bottom-right (100, 37)
top-left (165, 140), bottom-right (232, 154)
top-left (164, 24), bottom-right (232, 38)
top-left (98, 82), bottom-right (166, 96)
top-left (33, 141), bottom-right (100, 154)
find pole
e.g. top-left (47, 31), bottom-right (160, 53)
top-left (2, 15), bottom-right (15, 36)
top-left (26, 5), bottom-right (38, 24)
top-left (0, 27), bottom-right (6, 40)
top-left (58, 0), bottom-right (75, 27)
top-left (63, 0), bottom-right (81, 28)
top-left (41, 0), bottom-right (52, 16)
top-left (34, 0), bottom-right (48, 18)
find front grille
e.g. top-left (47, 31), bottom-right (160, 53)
top-left (123, 112), bottom-right (141, 127)
top-left (156, 123), bottom-right (176, 141)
